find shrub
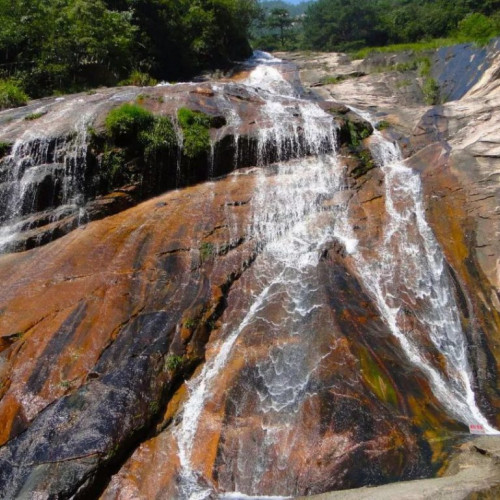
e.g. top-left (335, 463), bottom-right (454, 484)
top-left (120, 70), bottom-right (158, 87)
top-left (177, 107), bottom-right (211, 158)
top-left (457, 13), bottom-right (499, 45)
top-left (105, 103), bottom-right (154, 143)
top-left (0, 79), bottom-right (28, 110)
top-left (101, 149), bottom-right (128, 186)
top-left (139, 116), bottom-right (177, 162)
top-left (422, 77), bottom-right (440, 105)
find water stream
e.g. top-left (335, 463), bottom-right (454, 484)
top-left (172, 54), bottom-right (497, 499)
top-left (335, 110), bottom-right (498, 433)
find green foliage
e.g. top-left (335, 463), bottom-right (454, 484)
top-left (375, 120), bottom-right (391, 130)
top-left (422, 77), bottom-right (440, 105)
top-left (101, 105), bottom-right (177, 189)
top-left (347, 120), bottom-right (372, 147)
top-left (351, 149), bottom-right (376, 178)
top-left (457, 13), bottom-right (500, 44)
top-left (101, 149), bottom-right (127, 186)
top-left (320, 75), bottom-right (345, 85)
top-left (353, 39), bottom-right (460, 59)
top-left (296, 0), bottom-right (500, 54)
top-left (140, 116), bottom-right (177, 163)
top-left (200, 241), bottom-right (215, 261)
top-left (105, 104), bottom-right (155, 143)
top-left (0, 0), bottom-right (259, 97)
top-left (164, 354), bottom-right (184, 372)
top-left (24, 111), bottom-right (46, 121)
top-left (0, 79), bottom-right (28, 110)
top-left (177, 107), bottom-right (211, 159)
top-left (120, 70), bottom-right (158, 87)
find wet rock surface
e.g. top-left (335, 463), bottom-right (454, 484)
top-left (0, 47), bottom-right (499, 499)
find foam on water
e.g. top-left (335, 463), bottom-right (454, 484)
top-left (336, 107), bottom-right (498, 433)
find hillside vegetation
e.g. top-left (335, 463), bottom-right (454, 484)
top-left (0, 0), bottom-right (259, 103)
top-left (255, 0), bottom-right (500, 52)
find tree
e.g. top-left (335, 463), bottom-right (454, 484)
top-left (267, 8), bottom-right (293, 47)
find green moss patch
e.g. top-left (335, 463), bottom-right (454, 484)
top-left (177, 107), bottom-right (211, 159)
top-left (105, 103), bottom-right (155, 143)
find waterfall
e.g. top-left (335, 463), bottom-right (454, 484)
top-left (0, 115), bottom-right (90, 252)
top-left (174, 57), bottom-right (343, 499)
top-left (336, 107), bottom-right (498, 434)
top-left (171, 54), bottom-right (496, 499)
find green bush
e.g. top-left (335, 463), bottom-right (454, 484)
top-left (457, 13), bottom-right (499, 45)
top-left (0, 79), bottom-right (28, 110)
top-left (120, 70), bottom-right (158, 87)
top-left (139, 116), bottom-right (177, 162)
top-left (101, 149), bottom-right (128, 186)
top-left (177, 107), bottom-right (211, 159)
top-left (422, 77), bottom-right (440, 105)
top-left (105, 103), bottom-right (155, 142)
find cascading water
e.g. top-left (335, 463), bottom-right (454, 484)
top-left (171, 54), bottom-right (497, 500)
top-left (0, 116), bottom-right (90, 251)
top-left (335, 107), bottom-right (498, 434)
top-left (174, 58), bottom-right (342, 499)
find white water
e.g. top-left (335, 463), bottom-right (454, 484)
top-left (174, 59), bottom-right (343, 498)
top-left (0, 115), bottom-right (90, 251)
top-left (335, 107), bottom-right (498, 434)
top-left (171, 53), bottom-right (498, 499)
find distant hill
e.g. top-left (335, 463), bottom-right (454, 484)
top-left (260, 1), bottom-right (314, 16)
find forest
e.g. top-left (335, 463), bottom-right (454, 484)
top-left (0, 0), bottom-right (259, 100)
top-left (256, 0), bottom-right (500, 52)
top-left (1, 0), bottom-right (500, 107)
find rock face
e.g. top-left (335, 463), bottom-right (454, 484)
top-left (303, 436), bottom-right (500, 500)
top-left (0, 48), bottom-right (499, 499)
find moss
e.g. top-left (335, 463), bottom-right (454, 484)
top-left (24, 111), bottom-right (47, 121)
top-left (359, 347), bottom-right (398, 407)
top-left (347, 120), bottom-right (372, 147)
top-left (177, 107), bottom-right (211, 159)
top-left (200, 241), bottom-right (215, 261)
top-left (139, 115), bottom-right (177, 162)
top-left (351, 149), bottom-right (376, 178)
top-left (375, 120), bottom-right (391, 130)
top-left (320, 75), bottom-right (345, 85)
top-left (184, 318), bottom-right (197, 330)
top-left (105, 103), bottom-right (155, 143)
top-left (0, 79), bottom-right (28, 110)
top-left (164, 354), bottom-right (184, 372)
